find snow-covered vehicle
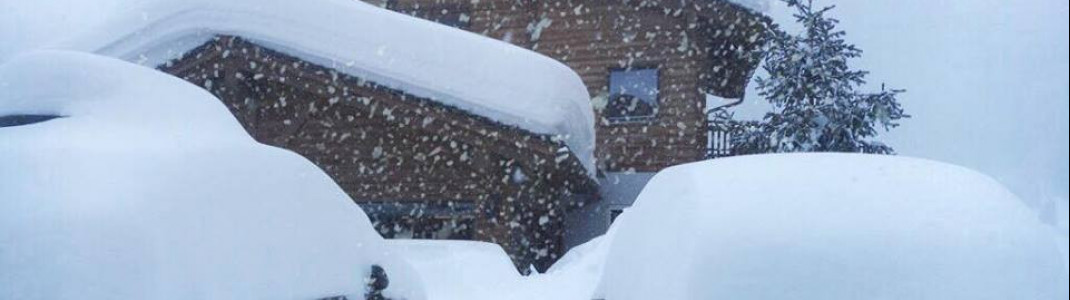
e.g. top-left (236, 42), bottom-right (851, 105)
top-left (593, 153), bottom-right (1068, 299)
top-left (0, 51), bottom-right (425, 300)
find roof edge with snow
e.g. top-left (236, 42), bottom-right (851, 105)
top-left (51, 0), bottom-right (597, 177)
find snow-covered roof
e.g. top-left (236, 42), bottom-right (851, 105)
top-left (0, 51), bottom-right (426, 299)
top-left (51, 0), bottom-right (597, 175)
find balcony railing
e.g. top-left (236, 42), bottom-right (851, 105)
top-left (706, 115), bottom-right (764, 159)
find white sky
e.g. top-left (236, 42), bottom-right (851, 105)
top-left (734, 0), bottom-right (1070, 207)
top-left (2, 0), bottom-right (1067, 206)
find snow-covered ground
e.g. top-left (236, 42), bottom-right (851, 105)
top-left (501, 154), bottom-right (1069, 300)
top-left (2, 1), bottom-right (1066, 299)
top-left (0, 51), bottom-right (424, 300)
top-left (598, 154), bottom-right (1067, 299)
top-left (385, 240), bottom-right (522, 300)
top-left (3, 53), bottom-right (1065, 299)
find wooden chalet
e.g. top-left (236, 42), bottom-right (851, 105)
top-left (157, 35), bottom-right (595, 270)
top-left (370, 0), bottom-right (772, 245)
top-left (374, 0), bottom-right (772, 172)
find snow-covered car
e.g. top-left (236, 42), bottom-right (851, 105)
top-left (0, 51), bottom-right (424, 300)
top-left (597, 154), bottom-right (1068, 300)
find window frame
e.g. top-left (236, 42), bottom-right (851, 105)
top-left (604, 66), bottom-right (661, 124)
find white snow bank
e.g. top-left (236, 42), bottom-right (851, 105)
top-left (385, 240), bottom-right (520, 300)
top-left (603, 153), bottom-right (1068, 300)
top-left (51, 0), bottom-right (596, 175)
top-left (531, 223), bottom-right (619, 300)
top-left (0, 51), bottom-right (424, 300)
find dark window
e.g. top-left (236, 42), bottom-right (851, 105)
top-left (605, 68), bottom-right (659, 122)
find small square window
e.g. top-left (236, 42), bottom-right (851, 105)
top-left (606, 68), bottom-right (659, 122)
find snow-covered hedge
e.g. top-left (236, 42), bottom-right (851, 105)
top-left (601, 153), bottom-right (1067, 299)
top-left (0, 51), bottom-right (424, 300)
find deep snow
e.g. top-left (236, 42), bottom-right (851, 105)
top-left (0, 51), bottom-right (424, 300)
top-left (600, 154), bottom-right (1067, 299)
top-left (385, 240), bottom-right (523, 300)
top-left (1, 1), bottom-right (1067, 299)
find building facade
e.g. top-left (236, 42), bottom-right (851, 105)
top-left (159, 35), bottom-right (595, 270)
top-left (374, 0), bottom-right (769, 171)
top-left (115, 0), bottom-right (772, 270)
top-left (370, 0), bottom-right (771, 246)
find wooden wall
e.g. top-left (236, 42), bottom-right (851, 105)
top-left (160, 36), bottom-right (592, 270)
top-left (378, 0), bottom-right (770, 172)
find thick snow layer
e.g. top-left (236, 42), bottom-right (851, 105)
top-left (385, 240), bottom-right (521, 300)
top-left (603, 154), bottom-right (1068, 299)
top-left (533, 224), bottom-right (619, 300)
top-left (0, 51), bottom-right (424, 300)
top-left (48, 0), bottom-right (596, 175)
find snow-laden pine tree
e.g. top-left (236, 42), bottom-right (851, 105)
top-left (741, 0), bottom-right (907, 154)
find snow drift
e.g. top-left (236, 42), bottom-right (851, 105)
top-left (602, 153), bottom-right (1068, 299)
top-left (50, 0), bottom-right (597, 175)
top-left (0, 51), bottom-right (424, 300)
top-left (530, 224), bottom-right (620, 300)
top-left (386, 240), bottom-right (521, 300)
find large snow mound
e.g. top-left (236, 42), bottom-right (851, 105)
top-left (0, 51), bottom-right (424, 300)
top-left (50, 0), bottom-right (596, 175)
top-left (385, 240), bottom-right (520, 300)
top-left (603, 153), bottom-right (1068, 300)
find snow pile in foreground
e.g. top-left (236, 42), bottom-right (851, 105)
top-left (602, 153), bottom-right (1068, 299)
top-left (0, 51), bottom-right (423, 300)
top-left (382, 236), bottom-right (615, 300)
top-left (539, 221), bottom-right (623, 300)
top-left (52, 0), bottom-right (596, 175)
top-left (505, 224), bottom-right (619, 300)
top-left (385, 240), bottom-right (521, 300)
